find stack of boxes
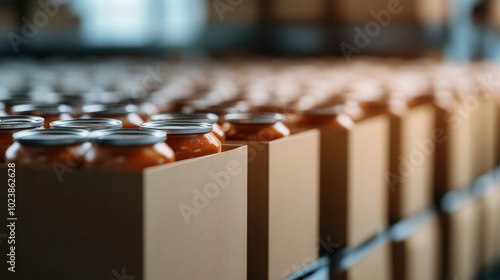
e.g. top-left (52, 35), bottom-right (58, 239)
top-left (0, 57), bottom-right (499, 280)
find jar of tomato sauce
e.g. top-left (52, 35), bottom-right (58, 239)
top-left (50, 118), bottom-right (122, 131)
top-left (141, 121), bottom-right (221, 161)
top-left (0, 116), bottom-right (44, 162)
top-left (85, 129), bottom-right (175, 171)
top-left (1, 96), bottom-right (34, 114)
top-left (150, 113), bottom-right (225, 141)
top-left (294, 107), bottom-right (355, 130)
top-left (82, 104), bottom-right (144, 128)
top-left (5, 128), bottom-right (89, 166)
top-left (11, 104), bottom-right (73, 128)
top-left (193, 101), bottom-right (251, 125)
top-left (224, 113), bottom-right (290, 141)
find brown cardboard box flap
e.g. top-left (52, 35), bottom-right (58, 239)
top-left (0, 145), bottom-right (248, 280)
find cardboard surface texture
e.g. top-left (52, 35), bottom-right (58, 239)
top-left (391, 215), bottom-right (441, 280)
top-left (226, 129), bottom-right (320, 280)
top-left (319, 115), bottom-right (389, 248)
top-left (434, 102), bottom-right (475, 195)
top-left (389, 105), bottom-right (435, 221)
top-left (478, 186), bottom-right (500, 268)
top-left (471, 97), bottom-right (497, 178)
top-left (333, 243), bottom-right (392, 280)
top-left (0, 145), bottom-right (248, 280)
top-left (441, 200), bottom-right (481, 280)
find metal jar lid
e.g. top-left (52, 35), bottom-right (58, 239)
top-left (11, 104), bottom-right (73, 115)
top-left (82, 104), bottom-right (138, 116)
top-left (150, 113), bottom-right (219, 124)
top-left (0, 116), bottom-right (45, 130)
top-left (141, 121), bottom-right (213, 135)
top-left (224, 112), bottom-right (284, 124)
top-left (50, 118), bottom-right (123, 131)
top-left (89, 129), bottom-right (166, 146)
top-left (13, 128), bottom-right (89, 146)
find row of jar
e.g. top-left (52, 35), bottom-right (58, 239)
top-left (0, 112), bottom-right (292, 169)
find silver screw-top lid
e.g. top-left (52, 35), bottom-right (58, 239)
top-left (224, 112), bottom-right (284, 124)
top-left (141, 121), bottom-right (213, 135)
top-left (11, 104), bottom-right (72, 115)
top-left (89, 129), bottom-right (166, 146)
top-left (150, 113), bottom-right (219, 124)
top-left (50, 118), bottom-right (122, 131)
top-left (0, 116), bottom-right (44, 129)
top-left (82, 104), bottom-right (138, 116)
top-left (13, 128), bottom-right (88, 146)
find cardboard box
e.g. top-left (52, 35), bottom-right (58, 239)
top-left (270, 0), bottom-right (325, 23)
top-left (391, 212), bottom-right (441, 280)
top-left (415, 0), bottom-right (449, 24)
top-left (477, 183), bottom-right (500, 269)
top-left (333, 242), bottom-right (392, 280)
top-left (471, 96), bottom-right (497, 177)
top-left (434, 102), bottom-right (475, 196)
top-left (334, 0), bottom-right (417, 23)
top-left (317, 115), bottom-right (389, 248)
top-left (389, 105), bottom-right (435, 222)
top-left (207, 0), bottom-right (260, 23)
top-left (440, 195), bottom-right (481, 280)
top-left (226, 130), bottom-right (320, 280)
top-left (495, 99), bottom-right (500, 166)
top-left (0, 145), bottom-right (248, 280)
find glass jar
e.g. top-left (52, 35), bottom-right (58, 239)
top-left (150, 113), bottom-right (225, 141)
top-left (141, 121), bottom-right (221, 161)
top-left (121, 98), bottom-right (160, 120)
top-left (0, 116), bottom-right (44, 162)
top-left (1, 96), bottom-right (35, 114)
top-left (82, 104), bottom-right (144, 128)
top-left (50, 118), bottom-right (122, 131)
top-left (224, 113), bottom-right (290, 141)
top-left (294, 107), bottom-right (355, 130)
top-left (5, 129), bottom-right (89, 166)
top-left (84, 129), bottom-right (175, 171)
top-left (193, 101), bottom-right (251, 125)
top-left (11, 104), bottom-right (73, 128)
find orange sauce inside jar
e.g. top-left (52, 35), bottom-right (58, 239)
top-left (5, 129), bottom-right (89, 166)
top-left (141, 121), bottom-right (221, 161)
top-left (150, 113), bottom-right (225, 141)
top-left (356, 97), bottom-right (408, 119)
top-left (0, 116), bottom-right (44, 163)
top-left (82, 104), bottom-right (144, 128)
top-left (294, 107), bottom-right (355, 130)
top-left (11, 104), bottom-right (73, 128)
top-left (50, 118), bottom-right (122, 131)
top-left (84, 129), bottom-right (175, 171)
top-left (224, 113), bottom-right (290, 141)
